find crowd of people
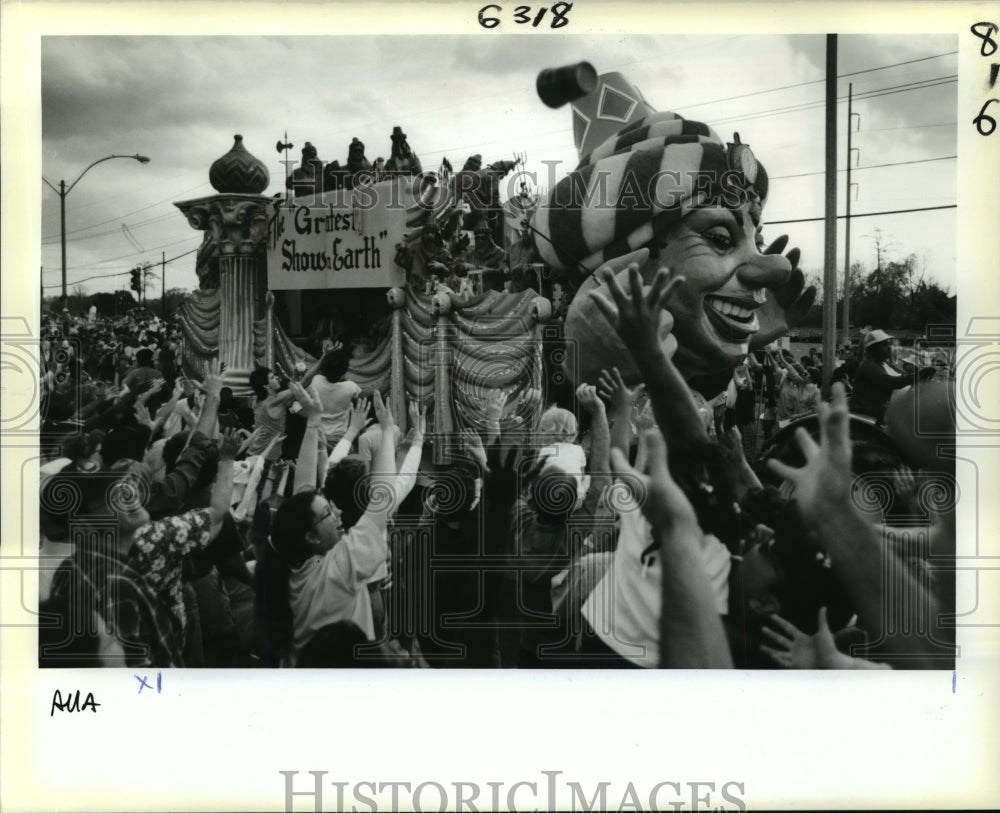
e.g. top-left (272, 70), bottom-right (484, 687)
top-left (38, 276), bottom-right (956, 670)
top-left (37, 90), bottom-right (957, 671)
top-left (39, 307), bottom-right (185, 440)
top-left (712, 330), bottom-right (951, 460)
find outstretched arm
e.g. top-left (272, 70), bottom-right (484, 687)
top-left (760, 607), bottom-right (892, 670)
top-left (589, 263), bottom-right (707, 457)
top-left (392, 400), bottom-right (426, 507)
top-left (208, 429), bottom-right (240, 539)
top-left (597, 367), bottom-right (644, 454)
top-left (299, 344), bottom-right (343, 389)
top-left (363, 390), bottom-right (399, 524)
top-left (290, 382), bottom-right (323, 494)
top-left (767, 383), bottom-right (946, 667)
top-left (770, 349), bottom-right (804, 386)
top-left (576, 383), bottom-right (610, 504)
top-left (194, 360), bottom-right (225, 438)
top-left (326, 396), bottom-right (372, 471)
top-left (231, 433), bottom-right (285, 523)
top-left (611, 429), bottom-right (733, 668)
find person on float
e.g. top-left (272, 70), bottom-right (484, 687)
top-left (245, 366), bottom-right (295, 461)
top-left (301, 344), bottom-right (362, 450)
top-left (852, 329), bottom-right (935, 426)
top-left (531, 107), bottom-right (815, 419)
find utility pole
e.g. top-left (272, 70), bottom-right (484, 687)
top-left (822, 34), bottom-right (838, 394)
top-left (843, 84), bottom-right (860, 349)
top-left (161, 251), bottom-right (166, 319)
top-left (59, 181), bottom-right (66, 310)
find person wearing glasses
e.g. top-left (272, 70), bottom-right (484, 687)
top-left (253, 387), bottom-right (399, 667)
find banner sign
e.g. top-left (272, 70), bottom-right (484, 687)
top-left (266, 182), bottom-right (407, 290)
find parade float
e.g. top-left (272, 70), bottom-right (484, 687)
top-left (172, 61), bottom-right (820, 459)
top-left (173, 127), bottom-right (552, 460)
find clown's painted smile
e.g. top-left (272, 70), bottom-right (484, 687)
top-left (704, 294), bottom-right (761, 338)
top-left (657, 204), bottom-right (790, 394)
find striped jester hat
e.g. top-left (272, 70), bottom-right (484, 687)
top-left (532, 74), bottom-right (770, 284)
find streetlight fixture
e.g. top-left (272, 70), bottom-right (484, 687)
top-left (42, 153), bottom-right (151, 310)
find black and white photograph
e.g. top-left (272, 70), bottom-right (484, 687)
top-left (2, 2), bottom-right (998, 811)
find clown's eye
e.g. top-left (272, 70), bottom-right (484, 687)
top-left (703, 227), bottom-right (733, 250)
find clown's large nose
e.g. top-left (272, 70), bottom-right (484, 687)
top-left (736, 250), bottom-right (792, 290)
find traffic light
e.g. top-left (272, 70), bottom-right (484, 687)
top-left (130, 267), bottom-right (141, 293)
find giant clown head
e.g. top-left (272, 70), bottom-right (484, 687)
top-left (531, 71), bottom-right (794, 398)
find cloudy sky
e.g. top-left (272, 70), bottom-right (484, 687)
top-left (39, 32), bottom-right (958, 297)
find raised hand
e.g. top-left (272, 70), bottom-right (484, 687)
top-left (131, 377), bottom-right (159, 398)
top-left (347, 396), bottom-right (373, 437)
top-left (719, 426), bottom-right (761, 497)
top-left (512, 386), bottom-right (542, 426)
top-left (635, 402), bottom-right (656, 433)
top-left (168, 379), bottom-right (185, 404)
top-left (264, 433), bottom-right (286, 454)
top-left (460, 428), bottom-right (487, 469)
top-left (203, 359), bottom-right (225, 399)
top-left (136, 378), bottom-right (165, 404)
top-left (597, 366), bottom-right (645, 414)
top-left (373, 389), bottom-right (395, 431)
top-left (750, 237), bottom-right (817, 350)
top-left (289, 381), bottom-right (322, 419)
top-left (482, 387), bottom-right (508, 424)
top-left (217, 427), bottom-right (241, 461)
top-left (154, 400), bottom-right (175, 423)
top-left (767, 382), bottom-right (852, 520)
top-left (133, 402), bottom-right (154, 429)
top-left (575, 382), bottom-right (605, 416)
top-left (408, 399), bottom-right (427, 438)
top-left (588, 264), bottom-right (685, 367)
top-left (761, 607), bottom-right (855, 669)
top-left (609, 427), bottom-right (699, 534)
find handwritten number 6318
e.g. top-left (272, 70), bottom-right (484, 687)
top-left (478, 4), bottom-right (573, 29)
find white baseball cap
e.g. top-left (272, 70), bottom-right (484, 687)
top-left (864, 329), bottom-right (892, 348)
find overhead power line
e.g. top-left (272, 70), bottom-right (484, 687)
top-left (681, 49), bottom-right (958, 111)
top-left (41, 248), bottom-right (198, 288)
top-left (770, 154), bottom-right (957, 181)
top-left (860, 121), bottom-right (956, 133)
top-left (56, 239), bottom-right (197, 272)
top-left (712, 75), bottom-right (957, 126)
top-left (767, 204), bottom-right (956, 225)
top-left (42, 178), bottom-right (215, 240)
top-left (42, 52), bottom-right (960, 274)
top-left (41, 210), bottom-right (181, 246)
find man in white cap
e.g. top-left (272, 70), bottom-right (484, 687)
top-left (852, 329), bottom-right (934, 425)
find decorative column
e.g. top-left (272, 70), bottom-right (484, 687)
top-left (175, 135), bottom-right (271, 390)
top-left (387, 287), bottom-right (408, 429)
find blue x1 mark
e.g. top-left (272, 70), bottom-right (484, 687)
top-left (135, 672), bottom-right (162, 694)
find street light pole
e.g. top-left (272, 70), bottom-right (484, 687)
top-left (59, 180), bottom-right (66, 310)
top-left (43, 153), bottom-right (150, 310)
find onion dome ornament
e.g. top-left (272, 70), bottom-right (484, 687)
top-left (209, 134), bottom-right (270, 194)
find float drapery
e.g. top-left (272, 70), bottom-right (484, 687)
top-left (347, 286), bottom-right (544, 440)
